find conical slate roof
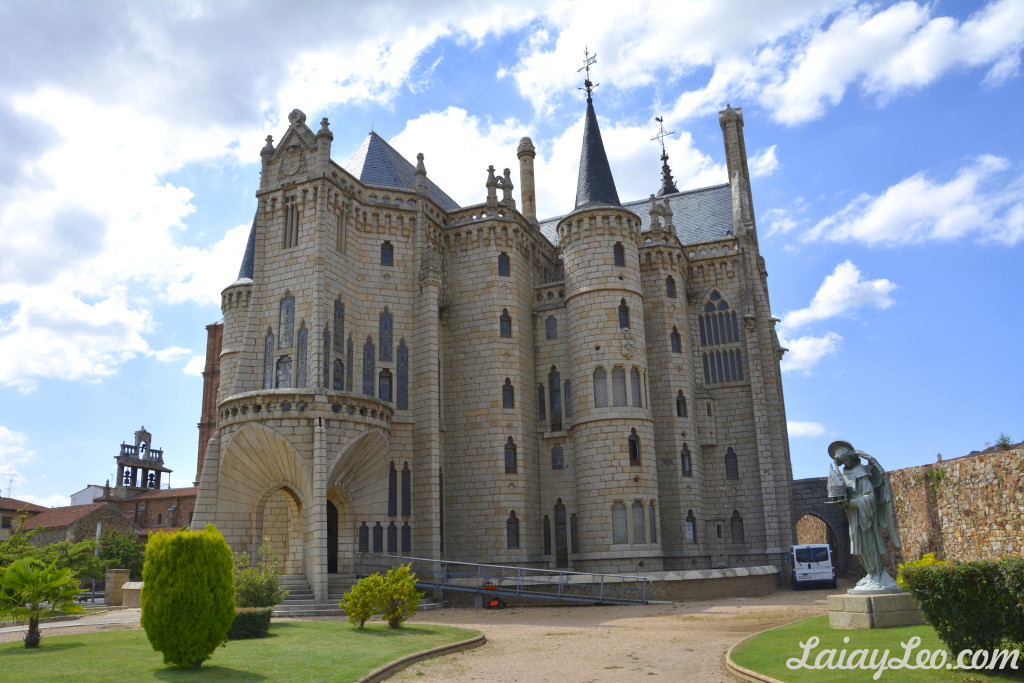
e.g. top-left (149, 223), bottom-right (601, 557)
top-left (574, 97), bottom-right (620, 210)
top-left (345, 132), bottom-right (460, 211)
top-left (237, 213), bottom-right (257, 280)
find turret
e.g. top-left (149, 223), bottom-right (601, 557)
top-left (517, 137), bottom-right (537, 222)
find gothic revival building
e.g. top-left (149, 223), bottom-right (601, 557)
top-left (193, 86), bottom-right (794, 601)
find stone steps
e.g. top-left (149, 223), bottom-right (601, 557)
top-left (272, 573), bottom-right (445, 617)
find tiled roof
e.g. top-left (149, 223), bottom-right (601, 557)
top-left (22, 504), bottom-right (124, 530)
top-left (344, 132), bottom-right (460, 211)
top-left (574, 97), bottom-right (620, 210)
top-left (538, 183), bottom-right (734, 247)
top-left (127, 487), bottom-right (198, 501)
top-left (0, 497), bottom-right (48, 513)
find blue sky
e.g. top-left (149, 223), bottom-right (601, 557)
top-left (1, 0), bottom-right (1021, 507)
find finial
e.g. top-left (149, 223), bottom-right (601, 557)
top-left (653, 117), bottom-right (679, 196)
top-left (501, 168), bottom-right (515, 207)
top-left (287, 109), bottom-right (306, 126)
top-left (317, 117), bottom-right (333, 140)
top-left (486, 165), bottom-right (498, 205)
top-left (262, 135), bottom-right (275, 154)
top-left (414, 153), bottom-right (427, 194)
top-left (577, 47), bottom-right (599, 101)
top-left (651, 116), bottom-right (673, 158)
top-left (415, 152), bottom-right (426, 175)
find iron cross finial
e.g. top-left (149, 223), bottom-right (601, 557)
top-left (651, 116), bottom-right (675, 156)
top-left (577, 47), bottom-right (599, 99)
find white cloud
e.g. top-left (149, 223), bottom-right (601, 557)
top-left (805, 155), bottom-right (1024, 246)
top-left (151, 346), bottom-right (192, 363)
top-left (18, 493), bottom-right (69, 509)
top-left (780, 331), bottom-right (842, 374)
top-left (788, 421), bottom-right (827, 437)
top-left (781, 261), bottom-right (896, 330)
top-left (0, 426), bottom-right (35, 465)
top-left (183, 355), bottom-right (206, 377)
top-left (749, 145), bottom-right (779, 177)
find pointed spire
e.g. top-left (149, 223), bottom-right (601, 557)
top-left (414, 152), bottom-right (427, 195)
top-left (574, 81), bottom-right (620, 209)
top-left (652, 117), bottom-right (679, 196)
top-left (237, 213), bottom-right (257, 280)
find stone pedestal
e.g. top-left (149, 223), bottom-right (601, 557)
top-left (828, 592), bottom-right (924, 629)
top-left (105, 568), bottom-right (130, 606)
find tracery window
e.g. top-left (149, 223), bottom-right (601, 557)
top-left (545, 315), bottom-right (558, 340)
top-left (612, 367), bottom-right (627, 406)
top-left (632, 501), bottom-right (646, 544)
top-left (593, 368), bottom-right (607, 408)
top-left (275, 355), bottom-right (292, 388)
top-left (396, 340), bottom-right (409, 410)
top-left (279, 291), bottom-right (294, 348)
top-left (498, 251), bottom-right (510, 276)
top-left (362, 337), bottom-right (375, 396)
top-left (726, 447), bottom-right (739, 480)
top-left (332, 359), bottom-right (344, 391)
top-left (700, 290), bottom-right (745, 384)
top-left (504, 437), bottom-right (517, 474)
top-left (506, 511), bottom-right (520, 549)
top-left (296, 323), bottom-right (308, 388)
top-left (611, 503), bottom-right (627, 544)
top-left (502, 378), bottom-right (515, 408)
top-left (499, 309), bottom-right (512, 338)
top-left (379, 308), bottom-right (393, 361)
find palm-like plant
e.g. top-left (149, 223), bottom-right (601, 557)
top-left (0, 558), bottom-right (84, 647)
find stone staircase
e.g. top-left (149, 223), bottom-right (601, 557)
top-left (271, 574), bottom-right (447, 618)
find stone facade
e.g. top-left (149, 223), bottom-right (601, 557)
top-left (193, 99), bottom-right (794, 601)
top-left (23, 503), bottom-right (139, 546)
top-left (0, 497), bottom-right (47, 540)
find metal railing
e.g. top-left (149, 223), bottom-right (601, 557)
top-left (357, 553), bottom-right (651, 605)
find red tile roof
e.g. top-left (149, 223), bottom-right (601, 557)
top-left (0, 497), bottom-right (49, 513)
top-left (22, 504), bottom-right (131, 530)
top-left (127, 487), bottom-right (198, 501)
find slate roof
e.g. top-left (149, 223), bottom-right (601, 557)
top-left (539, 183), bottom-right (734, 247)
top-left (344, 132), bottom-right (460, 211)
top-left (574, 97), bottom-right (620, 210)
top-left (22, 504), bottom-right (127, 530)
top-left (237, 213), bottom-right (257, 280)
top-left (0, 496), bottom-right (48, 513)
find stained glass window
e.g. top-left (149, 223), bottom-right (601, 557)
top-left (346, 335), bottom-right (354, 391)
top-left (275, 355), bottom-right (291, 388)
top-left (379, 369), bottom-right (392, 402)
top-left (263, 329), bottom-right (274, 389)
top-left (498, 251), bottom-right (510, 276)
top-left (279, 291), bottom-right (294, 348)
top-left (322, 325), bottom-right (331, 388)
top-left (379, 308), bottom-right (392, 361)
top-left (593, 368), bottom-right (607, 408)
top-left (333, 298), bottom-right (344, 353)
top-left (632, 501), bottom-right (646, 544)
top-left (362, 337), bottom-right (375, 396)
top-left (396, 340), bottom-right (408, 410)
top-left (611, 503), bottom-right (627, 544)
top-left (333, 359), bottom-right (344, 391)
top-left (296, 323), bottom-right (307, 388)
top-left (612, 367), bottom-right (627, 406)
top-left (630, 368), bottom-right (642, 407)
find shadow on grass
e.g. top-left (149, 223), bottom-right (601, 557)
top-left (152, 666), bottom-right (268, 681)
top-left (1, 641), bottom-right (88, 655)
top-left (351, 626), bottom-right (441, 638)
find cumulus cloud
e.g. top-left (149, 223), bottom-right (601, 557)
top-left (779, 331), bottom-right (843, 374)
top-left (805, 155), bottom-right (1024, 246)
top-left (749, 145), bottom-right (779, 178)
top-left (183, 355), bottom-right (207, 377)
top-left (788, 421), bottom-right (827, 437)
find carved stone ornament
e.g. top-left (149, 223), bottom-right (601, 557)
top-left (288, 109), bottom-right (307, 125)
top-left (620, 327), bottom-right (635, 358)
top-left (280, 144), bottom-right (305, 177)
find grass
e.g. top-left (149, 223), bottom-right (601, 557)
top-left (731, 615), bottom-right (1024, 682)
top-left (0, 621), bottom-right (479, 682)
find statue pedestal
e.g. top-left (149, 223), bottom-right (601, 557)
top-left (828, 592), bottom-right (924, 629)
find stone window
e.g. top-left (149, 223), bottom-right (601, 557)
top-left (504, 437), bottom-right (517, 474)
top-left (373, 522), bottom-right (384, 552)
top-left (499, 309), bottom-right (512, 338)
top-left (543, 515), bottom-right (552, 555)
top-left (726, 447), bottom-right (739, 480)
top-left (618, 299), bottom-right (629, 328)
top-left (731, 510), bottom-right (745, 543)
top-left (611, 503), bottom-right (627, 544)
top-left (362, 337), bottom-right (375, 396)
top-left (322, 325), bottom-right (331, 388)
top-left (666, 276), bottom-right (677, 298)
top-left (380, 240), bottom-right (394, 266)
top-left (676, 391), bottom-right (687, 417)
top-left (554, 500), bottom-right (567, 563)
top-left (332, 359), bottom-right (344, 391)
top-left (549, 367), bottom-right (562, 430)
top-left (686, 510), bottom-right (697, 543)
top-left (681, 443), bottom-right (692, 476)
top-left (379, 369), bottom-right (393, 402)
top-left (401, 522), bottom-right (411, 553)
top-left (502, 378), bottom-right (515, 408)
top-left (628, 428), bottom-right (640, 463)
top-left (545, 315), bottom-right (558, 340)
top-left (703, 349), bottom-right (744, 384)
top-left (157, 513), bottom-right (162, 525)
top-left (649, 501), bottom-right (657, 543)
top-left (295, 323), bottom-right (308, 388)
top-left (333, 298), bottom-right (345, 353)
top-left (551, 446), bottom-right (564, 470)
top-left (282, 195), bottom-right (299, 249)
top-left (263, 329), bottom-right (274, 390)
top-left (700, 290), bottom-right (744, 384)
top-left (671, 327), bottom-right (682, 353)
top-left (346, 335), bottom-right (354, 391)
top-left (632, 501), bottom-right (646, 544)
top-left (506, 511), bottom-right (520, 549)
top-left (387, 522), bottom-right (398, 553)
top-left (537, 384), bottom-right (546, 421)
top-left (1, 516), bottom-right (11, 529)
top-left (275, 355), bottom-right (292, 388)
top-left (564, 380), bottom-right (573, 417)
top-left (358, 522), bottom-right (369, 552)
top-left (396, 340), bottom-right (409, 410)
top-left (593, 367), bottom-right (607, 408)
top-left (379, 308), bottom-right (393, 362)
top-left (279, 291), bottom-right (295, 348)
top-left (498, 251), bottom-right (510, 276)
top-left (570, 513), bottom-right (579, 553)
top-left (630, 368), bottom-right (642, 407)
top-left (613, 241), bottom-right (625, 267)
top-left (401, 463), bottom-right (411, 516)
top-left (612, 367), bottom-right (627, 406)
top-left (388, 462), bottom-right (397, 517)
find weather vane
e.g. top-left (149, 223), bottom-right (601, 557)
top-left (651, 116), bottom-right (674, 157)
top-left (578, 47), bottom-right (598, 99)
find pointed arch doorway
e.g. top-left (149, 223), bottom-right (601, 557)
top-left (327, 501), bottom-right (338, 574)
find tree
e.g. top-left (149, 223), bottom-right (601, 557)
top-left (233, 538), bottom-right (287, 608)
top-left (0, 558), bottom-right (83, 647)
top-left (378, 564), bottom-right (423, 628)
top-left (37, 539), bottom-right (103, 581)
top-left (98, 529), bottom-right (145, 579)
top-left (340, 573), bottom-right (383, 629)
top-left (140, 524), bottom-right (234, 668)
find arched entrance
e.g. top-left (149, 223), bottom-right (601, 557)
top-left (327, 501), bottom-right (338, 574)
top-left (254, 486), bottom-right (304, 575)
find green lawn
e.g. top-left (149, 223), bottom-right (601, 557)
top-left (732, 615), bottom-right (1024, 682)
top-left (0, 621), bottom-right (480, 682)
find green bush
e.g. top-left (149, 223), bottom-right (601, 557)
top-left (895, 552), bottom-right (949, 591)
top-left (340, 573), bottom-right (383, 629)
top-left (233, 540), bottom-right (288, 608)
top-left (227, 607), bottom-right (272, 640)
top-left (1000, 557), bottom-right (1024, 646)
top-left (0, 558), bottom-right (83, 648)
top-left (140, 524), bottom-right (235, 668)
top-left (379, 565), bottom-right (424, 628)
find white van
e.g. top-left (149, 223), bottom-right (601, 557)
top-left (790, 544), bottom-right (837, 590)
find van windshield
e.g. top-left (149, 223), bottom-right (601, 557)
top-left (795, 547), bottom-right (830, 564)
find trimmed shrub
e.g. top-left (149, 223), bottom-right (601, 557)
top-left (1000, 557), bottom-right (1024, 646)
top-left (227, 607), bottom-right (272, 640)
top-left (233, 539), bottom-right (287, 608)
top-left (379, 564), bottom-right (424, 628)
top-left (895, 552), bottom-right (949, 591)
top-left (340, 573), bottom-right (383, 629)
top-left (140, 524), bottom-right (235, 668)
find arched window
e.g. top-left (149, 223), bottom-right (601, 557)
top-left (545, 315), bottom-right (558, 340)
top-left (618, 299), bottom-right (630, 328)
top-left (612, 367), bottom-right (627, 406)
top-left (649, 501), bottom-right (657, 543)
top-left (380, 240), bottom-right (394, 266)
top-left (498, 251), bottom-right (510, 276)
top-left (685, 510), bottom-right (697, 543)
top-left (699, 290), bottom-right (745, 384)
top-left (628, 428), bottom-right (640, 463)
top-left (630, 368), bottom-right (642, 407)
top-left (346, 335), bottom-right (354, 391)
top-left (358, 522), bottom-right (369, 553)
top-left (295, 323), bottom-right (308, 388)
top-left (499, 309), bottom-right (512, 338)
top-left (157, 513), bottom-right (162, 525)
top-left (564, 380), bottom-right (573, 417)
top-left (282, 196), bottom-right (299, 248)
top-left (731, 510), bottom-right (745, 543)
top-left (593, 367), bottom-right (607, 408)
top-left (279, 291), bottom-right (295, 348)
top-left (379, 308), bottom-right (393, 361)
top-left (362, 337), bottom-right (375, 396)
top-left (372, 522), bottom-right (384, 552)
top-left (726, 447), bottom-right (739, 480)
top-left (549, 367), bottom-right (562, 430)
top-left (666, 276), bottom-right (677, 298)
top-left (676, 391), bottom-right (687, 417)
top-left (681, 443), bottom-right (692, 476)
top-left (388, 462), bottom-right (397, 516)
top-left (401, 522), bottom-right (411, 553)
top-left (632, 501), bottom-right (646, 544)
top-left (613, 242), bottom-right (625, 267)
top-left (502, 378), bottom-right (515, 408)
top-left (263, 328), bottom-right (274, 389)
top-left (275, 355), bottom-right (292, 388)
top-left (611, 503), bottom-right (627, 544)
top-left (379, 369), bottom-right (393, 402)
top-left (504, 437), bottom-right (517, 473)
top-left (543, 515), bottom-right (552, 555)
top-left (537, 384), bottom-right (546, 421)
top-left (332, 359), bottom-right (344, 391)
top-left (333, 298), bottom-right (345, 352)
top-left (322, 325), bottom-right (331, 388)
top-left (506, 511), bottom-right (520, 549)
top-left (396, 340), bottom-right (409, 410)
top-left (551, 446), bottom-right (564, 470)
top-left (387, 522), bottom-right (398, 553)
top-left (570, 513), bottom-right (579, 554)
top-left (670, 326), bottom-right (682, 353)
top-left (401, 463), bottom-right (411, 516)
